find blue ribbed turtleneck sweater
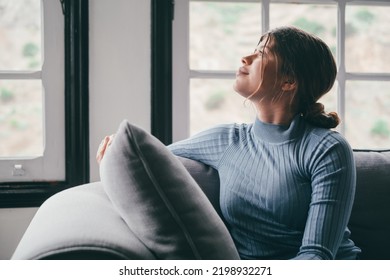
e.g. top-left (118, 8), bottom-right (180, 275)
top-left (168, 115), bottom-right (361, 260)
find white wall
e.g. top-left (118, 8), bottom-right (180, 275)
top-left (0, 208), bottom-right (38, 259)
top-left (89, 0), bottom-right (151, 182)
top-left (0, 0), bottom-right (151, 259)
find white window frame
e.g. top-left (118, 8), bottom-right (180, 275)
top-left (0, 0), bottom-right (65, 182)
top-left (172, 0), bottom-right (390, 143)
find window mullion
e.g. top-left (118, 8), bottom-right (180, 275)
top-left (190, 70), bottom-right (235, 79)
top-left (337, 0), bottom-right (347, 135)
top-left (0, 71), bottom-right (42, 79)
top-left (346, 73), bottom-right (390, 81)
top-left (261, 0), bottom-right (270, 33)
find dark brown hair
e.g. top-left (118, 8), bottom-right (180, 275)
top-left (261, 26), bottom-right (339, 128)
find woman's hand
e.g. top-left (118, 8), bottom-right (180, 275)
top-left (96, 134), bottom-right (115, 164)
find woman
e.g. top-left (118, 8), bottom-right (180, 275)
top-left (98, 26), bottom-right (361, 260)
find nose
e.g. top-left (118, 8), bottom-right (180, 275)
top-left (241, 54), bottom-right (255, 65)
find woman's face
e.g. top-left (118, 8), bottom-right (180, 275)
top-left (233, 36), bottom-right (282, 102)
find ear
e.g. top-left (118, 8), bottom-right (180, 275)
top-left (281, 78), bottom-right (297, 92)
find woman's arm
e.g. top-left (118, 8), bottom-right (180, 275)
top-left (293, 133), bottom-right (356, 260)
top-left (168, 124), bottom-right (239, 169)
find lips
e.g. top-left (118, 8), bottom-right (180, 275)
top-left (237, 67), bottom-right (249, 76)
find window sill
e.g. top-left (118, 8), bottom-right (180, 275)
top-left (0, 183), bottom-right (71, 208)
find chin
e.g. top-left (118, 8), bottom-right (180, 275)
top-left (233, 86), bottom-right (249, 99)
top-left (232, 81), bottom-right (244, 95)
top-left (233, 79), bottom-right (252, 95)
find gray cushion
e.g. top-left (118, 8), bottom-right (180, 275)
top-left (99, 120), bottom-right (239, 259)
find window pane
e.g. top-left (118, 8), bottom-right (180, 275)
top-left (190, 1), bottom-right (261, 71)
top-left (0, 80), bottom-right (43, 157)
top-left (0, 0), bottom-right (42, 71)
top-left (345, 5), bottom-right (390, 73)
top-left (270, 3), bottom-right (337, 58)
top-left (190, 79), bottom-right (255, 135)
top-left (345, 81), bottom-right (390, 149)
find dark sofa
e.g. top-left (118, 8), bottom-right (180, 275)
top-left (348, 150), bottom-right (390, 259)
top-left (11, 149), bottom-right (390, 260)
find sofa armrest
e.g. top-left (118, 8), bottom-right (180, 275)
top-left (11, 182), bottom-right (155, 260)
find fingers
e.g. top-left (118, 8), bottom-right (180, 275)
top-left (96, 134), bottom-right (115, 164)
top-left (96, 137), bottom-right (107, 164)
top-left (107, 134), bottom-right (114, 147)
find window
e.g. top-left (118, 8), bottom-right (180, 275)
top-left (172, 0), bottom-right (390, 149)
top-left (0, 0), bottom-right (89, 207)
top-left (0, 0), bottom-right (64, 182)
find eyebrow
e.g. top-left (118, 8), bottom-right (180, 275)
top-left (254, 45), bottom-right (270, 53)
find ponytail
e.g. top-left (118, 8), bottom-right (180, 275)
top-left (303, 102), bottom-right (340, 129)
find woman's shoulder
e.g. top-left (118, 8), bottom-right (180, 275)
top-left (193, 122), bottom-right (253, 140)
top-left (303, 122), bottom-right (353, 154)
top-left (314, 126), bottom-right (348, 142)
top-left (301, 123), bottom-right (356, 180)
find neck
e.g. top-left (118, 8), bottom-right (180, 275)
top-left (254, 100), bottom-right (298, 126)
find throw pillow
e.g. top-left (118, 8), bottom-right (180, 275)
top-left (99, 120), bottom-right (239, 259)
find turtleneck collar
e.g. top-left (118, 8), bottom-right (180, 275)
top-left (252, 114), bottom-right (304, 143)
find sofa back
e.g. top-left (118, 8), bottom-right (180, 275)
top-left (180, 150), bottom-right (390, 260)
top-left (349, 150), bottom-right (390, 260)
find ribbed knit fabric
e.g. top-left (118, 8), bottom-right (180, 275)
top-left (168, 115), bottom-right (361, 260)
